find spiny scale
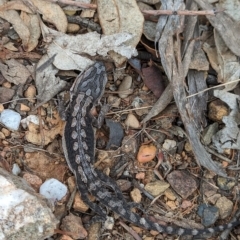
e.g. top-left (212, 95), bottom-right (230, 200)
top-left (62, 62), bottom-right (240, 236)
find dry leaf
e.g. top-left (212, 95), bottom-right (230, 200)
top-left (212, 90), bottom-right (240, 153)
top-left (35, 54), bottom-right (67, 106)
top-left (0, 59), bottom-right (31, 85)
top-left (142, 63), bottom-right (165, 98)
top-left (3, 42), bottom-right (18, 51)
top-left (195, 0), bottom-right (240, 57)
top-left (30, 0), bottom-right (67, 33)
top-left (20, 12), bottom-right (41, 51)
top-left (0, 1), bottom-right (33, 13)
top-left (97, 0), bottom-right (144, 66)
top-left (214, 30), bottom-right (240, 91)
top-left (203, 31), bottom-right (240, 92)
top-left (25, 111), bottom-right (65, 146)
top-left (48, 31), bottom-right (137, 71)
top-left (0, 0), bottom-right (30, 49)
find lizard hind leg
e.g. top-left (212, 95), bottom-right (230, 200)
top-left (95, 168), bottom-right (126, 200)
top-left (127, 202), bottom-right (145, 213)
top-left (76, 177), bottom-right (107, 217)
top-left (88, 215), bottom-right (106, 226)
top-left (91, 103), bottom-right (110, 129)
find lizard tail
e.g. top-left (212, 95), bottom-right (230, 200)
top-left (124, 211), bottom-right (240, 236)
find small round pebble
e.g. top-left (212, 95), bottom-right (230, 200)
top-left (0, 109), bottom-right (21, 131)
top-left (162, 139), bottom-right (176, 150)
top-left (40, 178), bottom-right (68, 201)
top-left (118, 75), bottom-right (132, 98)
top-left (12, 163), bottom-right (21, 175)
top-left (145, 180), bottom-right (170, 197)
top-left (130, 188), bottom-right (142, 203)
top-left (125, 113), bottom-right (140, 128)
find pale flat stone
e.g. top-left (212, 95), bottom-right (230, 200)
top-left (0, 168), bottom-right (58, 240)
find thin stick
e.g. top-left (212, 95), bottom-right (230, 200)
top-left (186, 78), bottom-right (240, 99)
top-left (44, 0), bottom-right (97, 9)
top-left (118, 221), bottom-right (142, 240)
top-left (105, 106), bottom-right (152, 116)
top-left (205, 146), bottom-right (232, 163)
top-left (142, 9), bottom-right (224, 16)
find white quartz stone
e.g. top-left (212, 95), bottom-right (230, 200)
top-left (0, 109), bottom-right (21, 131)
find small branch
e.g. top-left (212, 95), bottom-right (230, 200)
top-left (44, 0), bottom-right (97, 9)
top-left (142, 9), bottom-right (224, 16)
top-left (119, 221), bottom-right (142, 240)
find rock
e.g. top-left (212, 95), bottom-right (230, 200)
top-left (130, 188), bottom-right (142, 203)
top-left (87, 222), bottom-right (101, 240)
top-left (40, 178), bottom-right (68, 201)
top-left (215, 196), bottom-right (233, 219)
top-left (208, 99), bottom-right (229, 122)
top-left (145, 180), bottom-right (170, 197)
top-left (207, 193), bottom-right (221, 205)
top-left (202, 122), bottom-right (219, 145)
top-left (60, 235), bottom-right (73, 240)
top-left (135, 172), bottom-right (145, 180)
top-left (125, 113), bottom-right (140, 128)
top-left (122, 135), bottom-right (138, 154)
top-left (24, 85), bottom-right (36, 103)
top-left (23, 173), bottom-right (43, 192)
top-left (0, 168), bottom-right (58, 240)
top-left (104, 216), bottom-right (114, 230)
top-left (20, 103), bottom-right (30, 111)
top-left (0, 87), bottom-right (15, 103)
top-left (0, 103), bottom-right (4, 112)
top-left (67, 23), bottom-right (80, 33)
top-left (107, 95), bottom-right (121, 108)
top-left (197, 203), bottom-right (219, 227)
top-left (118, 75), bottom-right (132, 98)
top-left (2, 128), bottom-right (10, 137)
top-left (12, 163), bottom-right (21, 175)
top-left (73, 193), bottom-right (89, 212)
top-left (162, 139), bottom-right (176, 150)
top-left (181, 200), bottom-right (192, 209)
top-left (0, 131), bottom-right (5, 139)
top-left (217, 176), bottom-right (235, 191)
top-left (201, 178), bottom-right (218, 197)
top-left (166, 200), bottom-right (177, 210)
top-left (184, 142), bottom-right (192, 152)
top-left (164, 188), bottom-right (176, 201)
top-left (0, 109), bottom-right (21, 131)
top-left (21, 115), bottom-right (40, 129)
top-left (167, 170), bottom-right (198, 199)
top-left (116, 179), bottom-right (132, 192)
top-left (61, 213), bottom-right (87, 239)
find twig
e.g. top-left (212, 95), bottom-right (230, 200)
top-left (67, 16), bottom-right (101, 33)
top-left (44, 0), bottom-right (97, 9)
top-left (142, 9), bottom-right (224, 16)
top-left (133, 180), bottom-right (154, 200)
top-left (186, 78), bottom-right (240, 99)
top-left (1, 97), bottom-right (37, 105)
top-left (105, 106), bottom-right (152, 116)
top-left (205, 146), bottom-right (232, 163)
top-left (118, 221), bottom-right (142, 240)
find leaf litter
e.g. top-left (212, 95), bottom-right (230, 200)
top-left (1, 0), bottom-right (240, 239)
